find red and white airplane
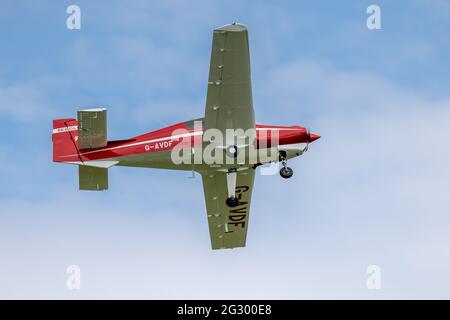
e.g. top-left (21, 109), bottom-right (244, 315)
top-left (52, 23), bottom-right (320, 249)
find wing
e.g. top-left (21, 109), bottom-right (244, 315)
top-left (77, 108), bottom-right (108, 149)
top-left (200, 24), bottom-right (256, 249)
top-left (200, 168), bottom-right (255, 249)
top-left (203, 23), bottom-right (255, 133)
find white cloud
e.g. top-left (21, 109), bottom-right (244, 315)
top-left (0, 83), bottom-right (53, 122)
top-left (254, 58), bottom-right (450, 298)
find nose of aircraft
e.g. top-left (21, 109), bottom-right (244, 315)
top-left (308, 133), bottom-right (321, 143)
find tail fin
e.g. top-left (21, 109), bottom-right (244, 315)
top-left (52, 118), bottom-right (79, 162)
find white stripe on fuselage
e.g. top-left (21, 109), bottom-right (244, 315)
top-left (52, 126), bottom-right (78, 134)
top-left (59, 127), bottom-right (299, 158)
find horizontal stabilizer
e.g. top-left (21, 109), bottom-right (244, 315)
top-left (79, 166), bottom-right (108, 191)
top-left (77, 108), bottom-right (108, 149)
top-left (67, 160), bottom-right (119, 168)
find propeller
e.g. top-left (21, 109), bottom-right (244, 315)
top-left (304, 127), bottom-right (311, 152)
top-left (304, 127), bottom-right (320, 152)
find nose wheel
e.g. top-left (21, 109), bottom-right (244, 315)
top-left (279, 152), bottom-right (294, 179)
top-left (280, 166), bottom-right (294, 179)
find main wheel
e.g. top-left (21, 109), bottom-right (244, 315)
top-left (226, 145), bottom-right (238, 158)
top-left (226, 197), bottom-right (239, 207)
top-left (280, 166), bottom-right (294, 179)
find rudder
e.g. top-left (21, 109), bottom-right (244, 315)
top-left (52, 118), bottom-right (79, 162)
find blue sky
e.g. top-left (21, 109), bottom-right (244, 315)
top-left (1, 0), bottom-right (450, 298)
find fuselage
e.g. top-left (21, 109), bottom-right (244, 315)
top-left (55, 118), bottom-right (320, 171)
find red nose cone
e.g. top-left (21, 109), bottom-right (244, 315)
top-left (309, 133), bottom-right (321, 142)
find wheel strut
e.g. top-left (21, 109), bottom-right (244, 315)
top-left (279, 152), bottom-right (294, 179)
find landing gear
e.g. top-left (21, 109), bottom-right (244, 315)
top-left (226, 145), bottom-right (238, 158)
top-left (280, 166), bottom-right (293, 179)
top-left (225, 168), bottom-right (238, 207)
top-left (226, 196), bottom-right (240, 207)
top-left (279, 151), bottom-right (294, 179)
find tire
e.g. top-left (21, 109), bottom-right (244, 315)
top-left (226, 197), bottom-right (240, 207)
top-left (280, 166), bottom-right (294, 179)
top-left (226, 145), bottom-right (238, 158)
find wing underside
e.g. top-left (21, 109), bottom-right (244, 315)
top-left (200, 24), bottom-right (256, 250)
top-left (201, 168), bottom-right (255, 249)
top-left (203, 23), bottom-right (255, 133)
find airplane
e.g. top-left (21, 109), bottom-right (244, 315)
top-left (52, 23), bottom-right (320, 250)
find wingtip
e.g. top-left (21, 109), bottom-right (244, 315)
top-left (215, 22), bottom-right (247, 32)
